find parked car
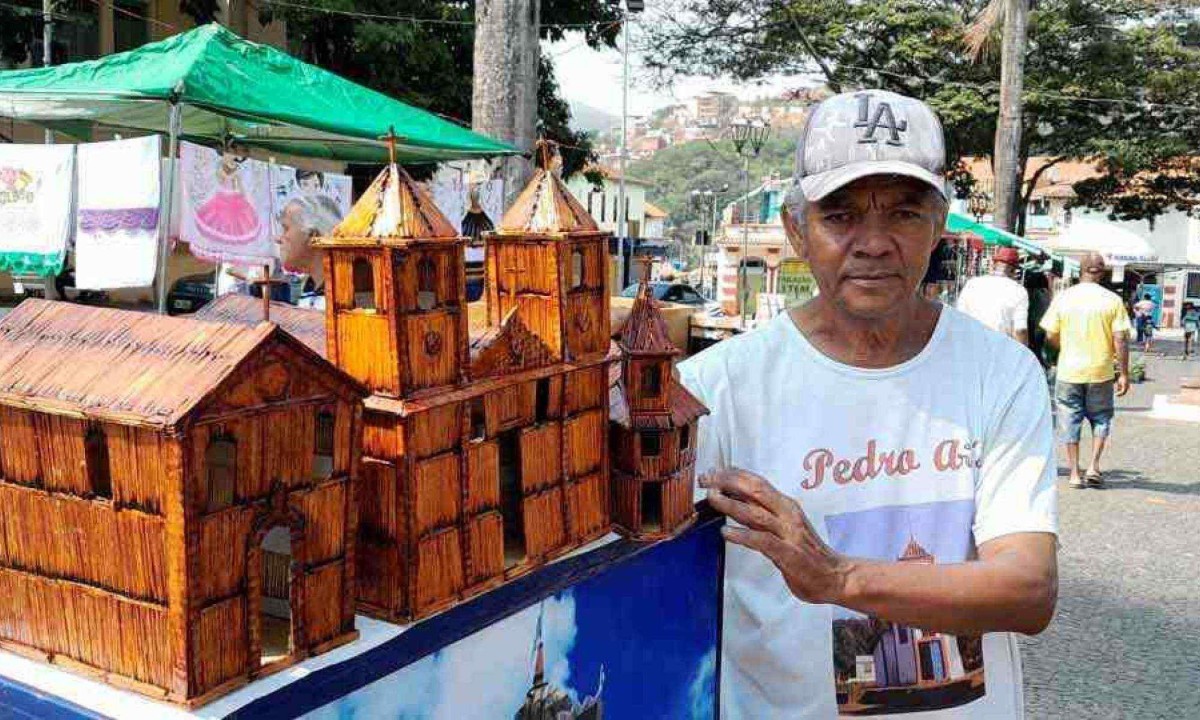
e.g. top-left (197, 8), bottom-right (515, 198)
top-left (166, 273), bottom-right (216, 315)
top-left (620, 281), bottom-right (710, 307)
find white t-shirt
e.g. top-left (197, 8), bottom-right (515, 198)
top-left (679, 308), bottom-right (1057, 720)
top-left (955, 274), bottom-right (1029, 337)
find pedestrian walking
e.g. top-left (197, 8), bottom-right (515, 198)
top-left (1040, 252), bottom-right (1132, 489)
top-left (956, 246), bottom-right (1029, 345)
top-left (1133, 292), bottom-right (1156, 353)
top-left (682, 89), bottom-right (1057, 719)
top-left (1183, 302), bottom-right (1199, 359)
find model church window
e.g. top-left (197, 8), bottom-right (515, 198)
top-left (417, 255), bottom-right (438, 310)
top-left (641, 432), bottom-right (661, 458)
top-left (84, 424), bottom-right (111, 499)
top-left (313, 410), bottom-right (335, 479)
top-left (535, 378), bottom-right (551, 422)
top-left (571, 249), bottom-right (585, 289)
top-left (470, 397), bottom-right (487, 440)
top-left (206, 434), bottom-right (237, 512)
top-left (640, 365), bottom-right (662, 396)
top-left (352, 258), bottom-right (375, 310)
top-left (680, 423), bottom-right (691, 451)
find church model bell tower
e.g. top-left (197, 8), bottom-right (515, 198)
top-left (486, 142), bottom-right (611, 363)
top-left (313, 146), bottom-right (468, 399)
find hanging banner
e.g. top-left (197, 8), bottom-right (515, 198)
top-left (429, 165), bottom-right (504, 242)
top-left (179, 141), bottom-right (275, 265)
top-left (73, 136), bottom-right (162, 289)
top-left (0, 144), bottom-right (75, 276)
top-left (269, 165), bottom-right (352, 238)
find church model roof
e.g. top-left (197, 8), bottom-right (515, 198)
top-left (196, 293), bottom-right (327, 356)
top-left (615, 278), bottom-right (681, 357)
top-left (497, 146), bottom-right (599, 235)
top-left (0, 299), bottom-right (351, 428)
top-left (318, 163), bottom-right (459, 245)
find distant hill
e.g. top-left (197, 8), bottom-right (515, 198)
top-left (569, 101), bottom-right (619, 135)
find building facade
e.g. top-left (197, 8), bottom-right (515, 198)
top-left (315, 157), bottom-right (615, 622)
top-left (0, 300), bottom-right (363, 705)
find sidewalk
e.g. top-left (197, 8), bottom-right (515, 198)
top-left (1021, 344), bottom-right (1200, 718)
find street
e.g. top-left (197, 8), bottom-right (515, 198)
top-left (1022, 333), bottom-right (1200, 718)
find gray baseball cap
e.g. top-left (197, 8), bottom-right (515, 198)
top-left (796, 89), bottom-right (947, 202)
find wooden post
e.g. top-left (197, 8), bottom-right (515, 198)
top-left (261, 264), bottom-right (271, 322)
top-left (993, 0), bottom-right (1028, 233)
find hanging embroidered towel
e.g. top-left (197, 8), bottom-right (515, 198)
top-left (0, 144), bottom-right (75, 277)
top-left (74, 136), bottom-right (163, 289)
top-left (179, 141), bottom-right (275, 265)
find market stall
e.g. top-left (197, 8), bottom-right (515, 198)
top-left (0, 23), bottom-right (516, 309)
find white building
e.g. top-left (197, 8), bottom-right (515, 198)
top-left (565, 168), bottom-right (651, 239)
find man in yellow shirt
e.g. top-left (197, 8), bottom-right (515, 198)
top-left (1040, 252), bottom-right (1132, 489)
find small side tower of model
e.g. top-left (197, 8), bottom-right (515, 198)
top-left (609, 260), bottom-right (709, 540)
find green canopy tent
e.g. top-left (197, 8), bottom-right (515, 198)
top-left (0, 23), bottom-right (517, 309)
top-left (946, 211), bottom-right (1079, 275)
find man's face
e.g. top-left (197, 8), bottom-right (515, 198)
top-left (783, 175), bottom-right (945, 320)
top-left (276, 204), bottom-right (312, 273)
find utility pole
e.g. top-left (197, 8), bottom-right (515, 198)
top-left (472, 0), bottom-right (540, 207)
top-left (617, 9), bottom-right (629, 290)
top-left (993, 0), bottom-right (1027, 233)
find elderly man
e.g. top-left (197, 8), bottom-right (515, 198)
top-left (1039, 252), bottom-right (1131, 488)
top-left (679, 90), bottom-right (1058, 719)
top-left (957, 246), bottom-right (1030, 345)
top-left (275, 193), bottom-right (343, 308)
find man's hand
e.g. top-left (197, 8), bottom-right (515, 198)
top-left (700, 468), bottom-right (850, 605)
top-left (1115, 372), bottom-right (1130, 397)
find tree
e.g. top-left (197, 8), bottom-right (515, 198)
top-left (640, 0), bottom-right (1200, 230)
top-left (968, 0), bottom-right (1030, 233)
top-left (626, 131), bottom-right (801, 238)
top-left (251, 0), bottom-right (619, 178)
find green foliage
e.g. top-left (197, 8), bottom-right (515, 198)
top-left (626, 131), bottom-right (800, 236)
top-left (254, 0), bottom-right (620, 177)
top-left (641, 0), bottom-right (1200, 224)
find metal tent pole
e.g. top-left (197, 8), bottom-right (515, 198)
top-left (156, 102), bottom-right (182, 314)
top-left (42, 0), bottom-right (53, 145)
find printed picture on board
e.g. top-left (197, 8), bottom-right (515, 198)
top-left (305, 524), bottom-right (721, 720)
top-left (179, 141), bottom-right (275, 266)
top-left (270, 166), bottom-right (352, 239)
top-left (826, 500), bottom-right (986, 716)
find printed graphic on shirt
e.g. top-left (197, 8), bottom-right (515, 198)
top-left (826, 500), bottom-right (985, 716)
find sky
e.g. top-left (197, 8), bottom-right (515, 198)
top-left (545, 30), bottom-right (817, 121)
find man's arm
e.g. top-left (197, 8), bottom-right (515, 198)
top-left (703, 470), bottom-right (1057, 637)
top-left (1114, 330), bottom-right (1130, 396)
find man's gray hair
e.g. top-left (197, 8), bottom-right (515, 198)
top-left (285, 194), bottom-right (343, 237)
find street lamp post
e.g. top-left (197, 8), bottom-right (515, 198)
top-left (730, 117), bottom-right (770, 327)
top-left (614, 0), bottom-right (644, 291)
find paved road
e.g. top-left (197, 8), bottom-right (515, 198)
top-left (1021, 334), bottom-right (1200, 718)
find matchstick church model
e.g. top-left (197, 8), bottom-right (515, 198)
top-left (0, 141), bottom-right (708, 706)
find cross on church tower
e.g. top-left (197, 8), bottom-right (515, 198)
top-left (378, 126), bottom-right (401, 166)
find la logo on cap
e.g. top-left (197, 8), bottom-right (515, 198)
top-left (854, 93), bottom-right (908, 147)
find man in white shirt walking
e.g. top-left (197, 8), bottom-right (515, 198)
top-left (680, 90), bottom-right (1057, 720)
top-left (956, 246), bottom-right (1029, 345)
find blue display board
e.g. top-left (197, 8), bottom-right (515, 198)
top-left (0, 511), bottom-right (725, 720)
